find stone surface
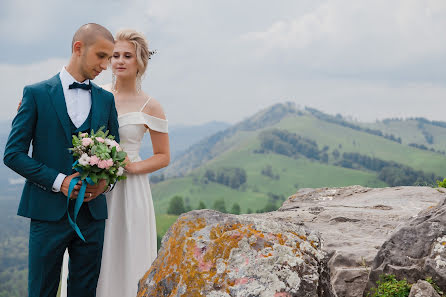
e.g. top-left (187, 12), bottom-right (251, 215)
top-left (137, 186), bottom-right (445, 296)
top-left (137, 210), bottom-right (333, 297)
top-left (278, 186), bottom-right (445, 297)
top-left (408, 280), bottom-right (441, 297)
top-left (365, 193), bottom-right (446, 295)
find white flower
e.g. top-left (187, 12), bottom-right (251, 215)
top-left (105, 139), bottom-right (114, 147)
top-left (78, 153), bottom-right (91, 166)
top-left (105, 139), bottom-right (121, 151)
top-left (117, 167), bottom-right (125, 176)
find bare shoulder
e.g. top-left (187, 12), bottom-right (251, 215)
top-left (142, 94), bottom-right (167, 120)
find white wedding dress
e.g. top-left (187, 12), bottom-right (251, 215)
top-left (60, 97), bottom-right (168, 297)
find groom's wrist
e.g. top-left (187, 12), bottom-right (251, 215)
top-left (52, 173), bottom-right (67, 192)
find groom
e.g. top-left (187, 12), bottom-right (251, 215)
top-left (4, 23), bottom-right (119, 297)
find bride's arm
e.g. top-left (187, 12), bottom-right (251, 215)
top-left (124, 99), bottom-right (170, 174)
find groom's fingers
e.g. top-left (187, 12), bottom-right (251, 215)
top-left (83, 192), bottom-right (97, 202)
top-left (83, 180), bottom-right (107, 202)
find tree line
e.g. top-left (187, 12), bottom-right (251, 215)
top-left (256, 129), bottom-right (328, 162)
top-left (167, 196), bottom-right (242, 215)
top-left (305, 107), bottom-right (402, 144)
top-left (257, 129), bottom-right (442, 187)
top-left (203, 167), bottom-right (247, 189)
top-left (340, 152), bottom-right (442, 186)
top-left (167, 194), bottom-right (281, 217)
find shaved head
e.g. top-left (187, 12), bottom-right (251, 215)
top-left (71, 23), bottom-right (114, 52)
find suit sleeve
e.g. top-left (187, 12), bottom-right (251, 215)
top-left (3, 86), bottom-right (59, 191)
top-left (108, 94), bottom-right (120, 143)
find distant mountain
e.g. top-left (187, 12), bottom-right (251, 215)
top-left (163, 102), bottom-right (300, 177)
top-left (140, 121), bottom-right (230, 160)
top-left (152, 103), bottom-right (446, 215)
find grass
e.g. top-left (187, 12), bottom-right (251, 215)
top-left (155, 214), bottom-right (178, 236)
top-left (365, 119), bottom-right (446, 151)
top-left (152, 150), bottom-right (386, 215)
top-left (274, 115), bottom-right (446, 176)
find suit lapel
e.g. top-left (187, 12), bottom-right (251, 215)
top-left (90, 83), bottom-right (102, 133)
top-left (48, 74), bottom-right (72, 145)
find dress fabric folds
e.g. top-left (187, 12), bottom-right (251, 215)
top-left (96, 110), bottom-right (168, 297)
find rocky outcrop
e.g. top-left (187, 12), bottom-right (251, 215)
top-left (137, 210), bottom-right (333, 297)
top-left (409, 280), bottom-right (441, 297)
top-left (279, 186), bottom-right (445, 297)
top-left (137, 186), bottom-right (445, 296)
top-left (366, 193), bottom-right (446, 294)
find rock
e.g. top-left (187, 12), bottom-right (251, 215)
top-left (279, 186), bottom-right (445, 297)
top-left (409, 280), bottom-right (441, 297)
top-left (137, 210), bottom-right (333, 297)
top-left (365, 196), bottom-right (446, 295)
top-left (137, 186), bottom-right (445, 296)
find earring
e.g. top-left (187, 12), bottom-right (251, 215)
top-left (111, 72), bottom-right (117, 93)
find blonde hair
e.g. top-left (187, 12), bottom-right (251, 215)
top-left (115, 29), bottom-right (153, 77)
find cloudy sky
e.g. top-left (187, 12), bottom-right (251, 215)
top-left (1, 0), bottom-right (446, 125)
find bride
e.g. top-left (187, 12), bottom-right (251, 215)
top-left (61, 29), bottom-right (170, 297)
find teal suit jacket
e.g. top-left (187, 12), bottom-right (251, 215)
top-left (3, 74), bottom-right (120, 221)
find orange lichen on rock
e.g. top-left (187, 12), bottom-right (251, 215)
top-left (138, 211), bottom-right (326, 297)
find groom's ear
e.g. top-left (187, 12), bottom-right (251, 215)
top-left (72, 41), bottom-right (84, 56)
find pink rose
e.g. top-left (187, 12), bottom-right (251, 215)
top-left (106, 159), bottom-right (114, 169)
top-left (98, 160), bottom-right (107, 169)
top-left (79, 133), bottom-right (88, 138)
top-left (96, 137), bottom-right (105, 143)
top-left (116, 144), bottom-right (122, 152)
top-left (82, 138), bottom-right (93, 147)
top-left (89, 155), bottom-right (99, 166)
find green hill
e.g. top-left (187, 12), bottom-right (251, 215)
top-left (364, 118), bottom-right (446, 152)
top-left (152, 103), bottom-right (446, 218)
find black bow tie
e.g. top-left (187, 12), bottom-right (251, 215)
top-left (69, 82), bottom-right (92, 91)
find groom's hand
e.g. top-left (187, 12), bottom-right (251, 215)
top-left (61, 173), bottom-right (82, 199)
top-left (84, 179), bottom-right (107, 202)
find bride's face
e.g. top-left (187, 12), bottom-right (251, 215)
top-left (111, 41), bottom-right (138, 79)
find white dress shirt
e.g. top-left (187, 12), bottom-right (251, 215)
top-left (52, 67), bottom-right (92, 192)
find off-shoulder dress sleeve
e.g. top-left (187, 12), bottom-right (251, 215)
top-left (118, 112), bottom-right (168, 133)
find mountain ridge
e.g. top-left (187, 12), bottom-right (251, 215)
top-left (164, 102), bottom-right (446, 178)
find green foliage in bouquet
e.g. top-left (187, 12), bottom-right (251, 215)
top-left (70, 127), bottom-right (127, 186)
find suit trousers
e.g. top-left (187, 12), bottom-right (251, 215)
top-left (28, 200), bottom-right (105, 297)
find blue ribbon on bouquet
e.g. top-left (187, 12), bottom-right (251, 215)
top-left (66, 160), bottom-right (94, 242)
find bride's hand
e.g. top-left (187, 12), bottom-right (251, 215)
top-left (17, 99), bottom-right (22, 111)
top-left (124, 156), bottom-right (135, 174)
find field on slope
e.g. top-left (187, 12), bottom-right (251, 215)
top-left (274, 114), bottom-right (446, 176)
top-left (365, 119), bottom-right (446, 151)
top-left (153, 110), bottom-right (446, 217)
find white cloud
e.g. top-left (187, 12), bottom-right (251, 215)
top-left (0, 0), bottom-right (62, 44)
top-left (242, 0), bottom-right (446, 74)
top-left (2, 0), bottom-right (446, 126)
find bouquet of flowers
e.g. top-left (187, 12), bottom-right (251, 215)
top-left (67, 127), bottom-right (127, 241)
top-left (70, 127), bottom-right (127, 186)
